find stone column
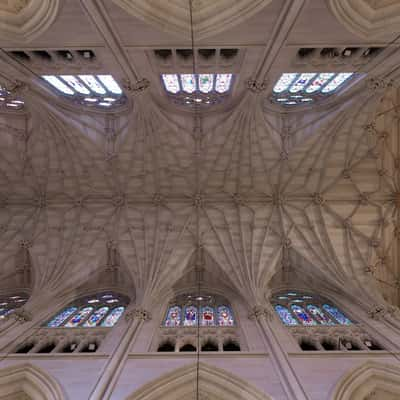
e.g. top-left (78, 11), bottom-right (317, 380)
top-left (88, 306), bottom-right (151, 400)
top-left (250, 304), bottom-right (309, 400)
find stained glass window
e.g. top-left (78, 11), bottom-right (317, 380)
top-left (275, 305), bottom-right (298, 326)
top-left (183, 305), bottom-right (197, 326)
top-left (162, 74), bottom-right (180, 94)
top-left (161, 73), bottom-right (233, 107)
top-left (47, 307), bottom-right (77, 328)
top-left (273, 292), bottom-right (353, 326)
top-left (163, 296), bottom-right (235, 327)
top-left (323, 304), bottom-right (352, 325)
top-left (65, 307), bottom-right (94, 327)
top-left (41, 74), bottom-right (125, 109)
top-left (201, 306), bottom-right (215, 326)
top-left (217, 305), bottom-right (234, 326)
top-left (291, 305), bottom-right (317, 326)
top-left (306, 304), bottom-right (335, 325)
top-left (83, 306), bottom-right (109, 327)
top-left (199, 74), bottom-right (214, 93)
top-left (271, 72), bottom-right (361, 106)
top-left (180, 74), bottom-right (196, 93)
top-left (101, 306), bottom-right (125, 327)
top-left (165, 306), bottom-right (181, 327)
top-left (46, 292), bottom-right (129, 328)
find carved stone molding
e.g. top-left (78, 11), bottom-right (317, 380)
top-left (125, 307), bottom-right (152, 322)
top-left (248, 304), bottom-right (273, 321)
top-left (367, 77), bottom-right (394, 92)
top-left (9, 308), bottom-right (32, 323)
top-left (122, 78), bottom-right (150, 94)
top-left (367, 304), bottom-right (400, 320)
top-left (246, 79), bottom-right (268, 93)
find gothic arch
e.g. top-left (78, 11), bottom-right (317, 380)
top-left (0, 363), bottom-right (65, 400)
top-left (328, 0), bottom-right (400, 38)
top-left (126, 362), bottom-right (272, 400)
top-left (332, 361), bottom-right (400, 399)
top-left (0, 0), bottom-right (60, 42)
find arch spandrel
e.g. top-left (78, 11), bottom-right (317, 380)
top-left (126, 362), bottom-right (273, 400)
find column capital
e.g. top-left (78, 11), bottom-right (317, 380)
top-left (248, 304), bottom-right (274, 321)
top-left (125, 307), bottom-right (151, 322)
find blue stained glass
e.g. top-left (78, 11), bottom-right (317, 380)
top-left (201, 306), bottom-right (215, 326)
top-left (83, 306), bottom-right (109, 327)
top-left (101, 306), bottom-right (125, 327)
top-left (289, 73), bottom-right (317, 93)
top-left (291, 305), bottom-right (317, 326)
top-left (65, 306), bottom-right (93, 327)
top-left (183, 305), bottom-right (197, 326)
top-left (306, 304), bottom-right (335, 325)
top-left (47, 307), bottom-right (77, 327)
top-left (323, 304), bottom-right (351, 325)
top-left (275, 305), bottom-right (298, 326)
top-left (165, 306), bottom-right (181, 327)
top-left (217, 305), bottom-right (234, 326)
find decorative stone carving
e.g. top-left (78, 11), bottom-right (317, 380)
top-left (10, 308), bottom-right (32, 323)
top-left (367, 304), bottom-right (400, 320)
top-left (125, 307), bottom-right (151, 322)
top-left (193, 193), bottom-right (204, 208)
top-left (248, 304), bottom-right (273, 321)
top-left (122, 78), bottom-right (150, 94)
top-left (246, 79), bottom-right (268, 93)
top-left (367, 77), bottom-right (394, 92)
top-left (312, 193), bottom-right (325, 206)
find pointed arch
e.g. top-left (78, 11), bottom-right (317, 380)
top-left (0, 363), bottom-right (65, 399)
top-left (332, 361), bottom-right (400, 400)
top-left (126, 362), bottom-right (272, 400)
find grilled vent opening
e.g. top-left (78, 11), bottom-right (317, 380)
top-left (154, 49), bottom-right (172, 60)
top-left (10, 51), bottom-right (30, 61)
top-left (297, 48), bottom-right (315, 59)
top-left (77, 50), bottom-right (95, 60)
top-left (198, 48), bottom-right (216, 59)
top-left (176, 49), bottom-right (193, 60)
top-left (220, 48), bottom-right (238, 59)
top-left (33, 50), bottom-right (52, 61)
top-left (320, 47), bottom-right (339, 58)
top-left (56, 50), bottom-right (74, 61)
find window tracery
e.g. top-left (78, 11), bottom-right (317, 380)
top-left (41, 74), bottom-right (126, 109)
top-left (46, 292), bottom-right (129, 328)
top-left (271, 72), bottom-right (361, 106)
top-left (272, 292), bottom-right (352, 326)
top-left (161, 73), bottom-right (233, 107)
top-left (157, 293), bottom-right (240, 352)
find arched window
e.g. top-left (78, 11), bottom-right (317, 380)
top-left (46, 292), bottom-right (129, 328)
top-left (0, 293), bottom-right (29, 319)
top-left (270, 72), bottom-right (362, 106)
top-left (163, 294), bottom-right (235, 328)
top-left (272, 291), bottom-right (352, 326)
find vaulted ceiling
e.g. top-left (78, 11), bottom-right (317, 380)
top-left (0, 0), bottom-right (399, 311)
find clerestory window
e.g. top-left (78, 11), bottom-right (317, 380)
top-left (271, 72), bottom-right (362, 106)
top-left (272, 291), bottom-right (352, 326)
top-left (45, 292), bottom-right (129, 328)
